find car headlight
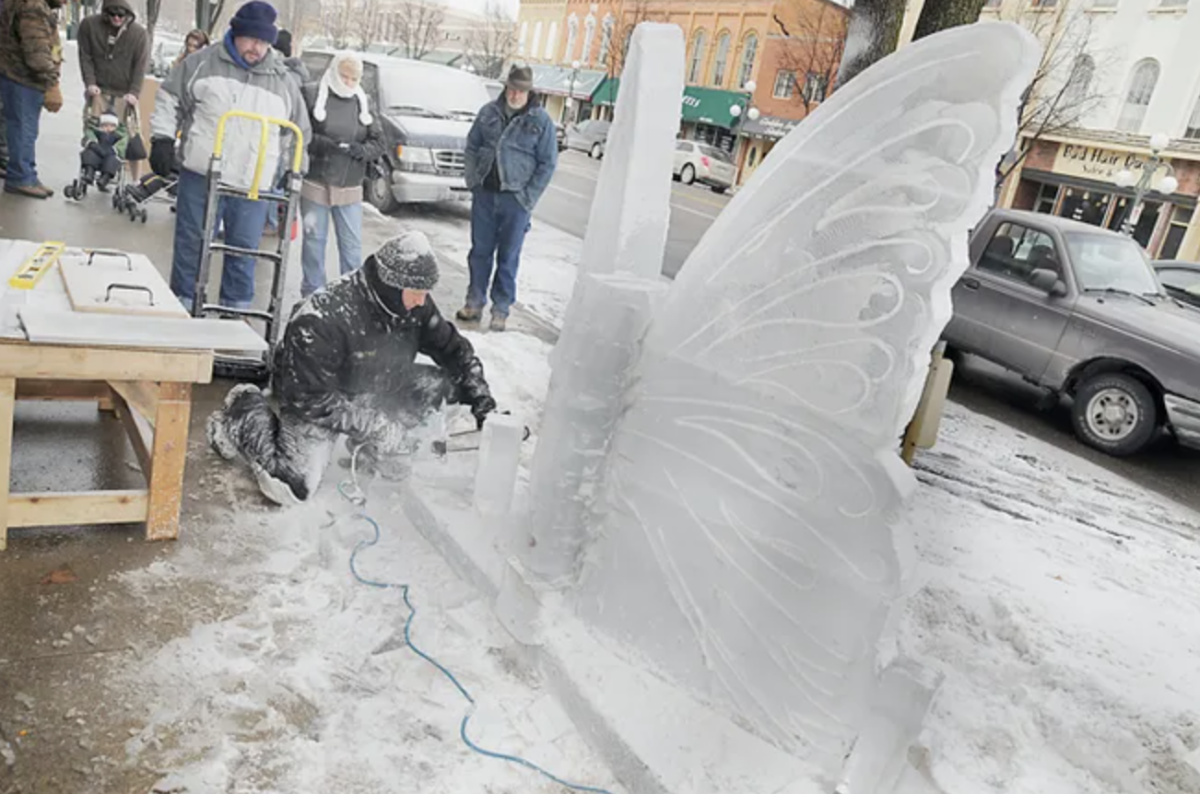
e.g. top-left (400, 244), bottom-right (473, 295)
top-left (397, 145), bottom-right (435, 166)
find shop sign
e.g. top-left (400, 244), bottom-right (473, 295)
top-left (1055, 144), bottom-right (1173, 191)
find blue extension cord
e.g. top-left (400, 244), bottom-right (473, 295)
top-left (336, 477), bottom-right (615, 794)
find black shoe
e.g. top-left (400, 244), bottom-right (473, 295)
top-left (97, 174), bottom-right (112, 192)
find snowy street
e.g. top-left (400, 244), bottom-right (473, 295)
top-left (0, 38), bottom-right (1199, 794)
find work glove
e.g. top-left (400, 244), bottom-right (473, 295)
top-left (471, 394), bottom-right (497, 430)
top-left (149, 136), bottom-right (175, 177)
top-left (43, 85), bottom-right (63, 113)
top-left (346, 142), bottom-right (366, 160)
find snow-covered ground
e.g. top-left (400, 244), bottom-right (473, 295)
top-left (81, 205), bottom-right (1200, 793)
top-left (405, 216), bottom-right (1200, 793)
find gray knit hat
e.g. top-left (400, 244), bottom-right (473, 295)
top-left (372, 232), bottom-right (439, 290)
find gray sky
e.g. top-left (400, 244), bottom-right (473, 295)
top-left (443, 0), bottom-right (521, 18)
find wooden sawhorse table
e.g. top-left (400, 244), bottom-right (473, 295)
top-left (0, 340), bottom-right (213, 550)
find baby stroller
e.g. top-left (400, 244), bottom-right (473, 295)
top-left (114, 164), bottom-right (178, 224)
top-left (64, 95), bottom-right (134, 203)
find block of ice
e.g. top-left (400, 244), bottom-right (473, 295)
top-left (529, 18), bottom-right (1040, 778)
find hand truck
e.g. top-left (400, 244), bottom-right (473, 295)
top-left (194, 110), bottom-right (304, 381)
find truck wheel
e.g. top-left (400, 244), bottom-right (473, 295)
top-left (365, 168), bottom-right (400, 215)
top-left (1070, 372), bottom-right (1158, 456)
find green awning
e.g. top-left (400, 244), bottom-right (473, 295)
top-left (680, 86), bottom-right (746, 129)
top-left (593, 77), bottom-right (620, 106)
top-left (597, 80), bottom-right (746, 129)
top-left (529, 64), bottom-right (607, 99)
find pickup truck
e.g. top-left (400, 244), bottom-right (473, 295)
top-left (943, 208), bottom-right (1200, 456)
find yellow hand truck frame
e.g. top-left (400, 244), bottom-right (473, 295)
top-left (194, 110), bottom-right (305, 381)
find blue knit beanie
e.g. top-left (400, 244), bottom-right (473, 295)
top-left (230, 1), bottom-right (279, 45)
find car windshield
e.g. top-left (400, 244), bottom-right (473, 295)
top-left (697, 144), bottom-right (733, 163)
top-left (379, 65), bottom-right (490, 120)
top-left (1065, 232), bottom-right (1162, 296)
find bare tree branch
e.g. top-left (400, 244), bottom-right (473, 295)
top-left (994, 4), bottom-right (1115, 186)
top-left (606, 0), bottom-right (661, 78)
top-left (463, 2), bottom-right (515, 79)
top-left (772, 3), bottom-right (849, 115)
top-left (389, 0), bottom-right (446, 60)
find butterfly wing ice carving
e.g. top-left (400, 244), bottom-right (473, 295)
top-left (573, 24), bottom-right (1041, 770)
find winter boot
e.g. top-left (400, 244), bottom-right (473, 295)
top-left (4, 183), bottom-right (53, 199)
top-left (206, 410), bottom-right (240, 461)
top-left (251, 463), bottom-right (302, 506)
top-left (456, 305), bottom-right (482, 323)
top-left (96, 173), bottom-right (112, 192)
top-left (80, 166), bottom-right (96, 186)
top-left (489, 313), bottom-right (507, 332)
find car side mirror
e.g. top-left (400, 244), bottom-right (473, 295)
top-left (1028, 268), bottom-right (1061, 294)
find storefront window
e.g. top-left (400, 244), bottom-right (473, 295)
top-left (1034, 183), bottom-right (1059, 214)
top-left (1160, 205), bottom-right (1193, 260)
top-left (1057, 189), bottom-right (1109, 227)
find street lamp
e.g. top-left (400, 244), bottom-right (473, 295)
top-left (729, 81), bottom-right (760, 188)
top-left (1113, 133), bottom-right (1178, 237)
top-left (561, 59), bottom-right (583, 126)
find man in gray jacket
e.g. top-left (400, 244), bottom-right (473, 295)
top-left (149, 1), bottom-right (310, 312)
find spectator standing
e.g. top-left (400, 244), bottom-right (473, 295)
top-left (77, 0), bottom-right (148, 113)
top-left (0, 0), bottom-right (63, 199)
top-left (174, 29), bottom-right (211, 70)
top-left (150, 1), bottom-right (310, 311)
top-left (298, 52), bottom-right (384, 296)
top-left (458, 64), bottom-right (558, 332)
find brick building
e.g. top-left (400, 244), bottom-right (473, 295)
top-left (514, 0), bottom-right (850, 185)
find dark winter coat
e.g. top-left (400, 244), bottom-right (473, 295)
top-left (301, 83), bottom-right (386, 190)
top-left (0, 0), bottom-right (62, 92)
top-left (77, 0), bottom-right (149, 95)
top-left (464, 94), bottom-right (558, 212)
top-left (274, 268), bottom-right (490, 437)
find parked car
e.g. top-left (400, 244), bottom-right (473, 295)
top-left (672, 140), bottom-right (735, 193)
top-left (301, 50), bottom-right (492, 212)
top-left (149, 35), bottom-right (185, 79)
top-left (943, 209), bottom-right (1200, 456)
top-left (563, 119), bottom-right (611, 159)
top-left (1153, 260), bottom-right (1200, 309)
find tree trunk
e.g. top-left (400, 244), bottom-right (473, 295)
top-left (836, 0), bottom-right (907, 87)
top-left (912, 0), bottom-right (988, 41)
top-left (145, 0), bottom-right (161, 50)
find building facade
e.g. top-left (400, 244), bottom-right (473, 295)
top-left (514, 0), bottom-right (849, 184)
top-left (989, 0), bottom-right (1200, 260)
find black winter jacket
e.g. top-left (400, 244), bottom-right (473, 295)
top-left (274, 269), bottom-right (490, 437)
top-left (302, 83), bottom-right (386, 190)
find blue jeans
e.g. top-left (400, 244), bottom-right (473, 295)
top-left (171, 169), bottom-right (271, 310)
top-left (300, 197), bottom-right (363, 297)
top-left (466, 190), bottom-right (531, 317)
top-left (0, 77), bottom-right (44, 187)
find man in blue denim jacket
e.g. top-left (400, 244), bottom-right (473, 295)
top-left (457, 64), bottom-right (558, 332)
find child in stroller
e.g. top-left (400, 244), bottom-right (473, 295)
top-left (65, 99), bottom-right (131, 201)
top-left (82, 113), bottom-right (122, 191)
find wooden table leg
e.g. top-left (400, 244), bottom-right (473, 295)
top-left (145, 382), bottom-right (192, 541)
top-left (0, 378), bottom-right (14, 551)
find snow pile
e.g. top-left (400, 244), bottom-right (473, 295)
top-left (896, 404), bottom-right (1200, 794)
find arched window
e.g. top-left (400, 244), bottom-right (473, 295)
top-left (738, 33), bottom-right (758, 88)
top-left (564, 14), bottom-right (579, 63)
top-left (532, 21), bottom-right (543, 61)
top-left (712, 31), bottom-right (731, 86)
top-left (1117, 59), bottom-right (1160, 133)
top-left (687, 30), bottom-right (707, 84)
top-left (599, 14), bottom-right (615, 67)
top-left (518, 21), bottom-right (528, 56)
top-left (1064, 54), bottom-right (1094, 108)
top-left (583, 13), bottom-right (597, 65)
top-left (545, 20), bottom-right (558, 61)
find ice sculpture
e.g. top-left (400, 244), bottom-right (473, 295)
top-left (524, 20), bottom-right (1040, 779)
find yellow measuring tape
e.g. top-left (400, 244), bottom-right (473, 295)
top-left (7, 241), bottom-right (67, 290)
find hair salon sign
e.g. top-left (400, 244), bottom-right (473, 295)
top-left (1055, 143), bottom-right (1171, 191)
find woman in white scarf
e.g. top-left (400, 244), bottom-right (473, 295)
top-left (300, 52), bottom-right (385, 297)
